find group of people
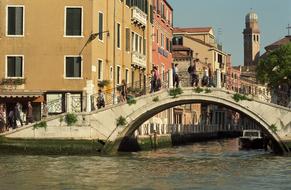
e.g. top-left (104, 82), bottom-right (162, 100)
top-left (94, 62), bottom-right (215, 110)
top-left (187, 60), bottom-right (215, 88)
top-left (0, 102), bottom-right (39, 133)
top-left (96, 80), bottom-right (129, 110)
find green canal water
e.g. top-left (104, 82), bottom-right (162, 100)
top-left (0, 139), bottom-right (290, 190)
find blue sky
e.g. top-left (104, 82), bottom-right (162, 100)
top-left (167, 0), bottom-right (291, 66)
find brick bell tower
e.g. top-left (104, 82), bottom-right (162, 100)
top-left (243, 11), bottom-right (260, 67)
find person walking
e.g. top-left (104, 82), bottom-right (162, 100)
top-left (8, 110), bottom-right (14, 129)
top-left (0, 104), bottom-right (6, 133)
top-left (150, 68), bottom-right (156, 93)
top-left (174, 63), bottom-right (179, 88)
top-left (154, 66), bottom-right (161, 91)
top-left (42, 102), bottom-right (48, 119)
top-left (202, 67), bottom-right (209, 87)
top-left (208, 63), bottom-right (215, 87)
top-left (120, 80), bottom-right (128, 102)
top-left (97, 89), bottom-right (105, 109)
top-left (14, 103), bottom-right (23, 128)
top-left (188, 62), bottom-right (198, 87)
top-left (172, 63), bottom-right (176, 87)
top-left (26, 101), bottom-right (34, 124)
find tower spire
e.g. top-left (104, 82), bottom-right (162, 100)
top-left (243, 11), bottom-right (260, 67)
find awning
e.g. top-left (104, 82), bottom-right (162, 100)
top-left (0, 91), bottom-right (44, 98)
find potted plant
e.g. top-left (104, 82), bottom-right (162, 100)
top-left (98, 80), bottom-right (110, 88)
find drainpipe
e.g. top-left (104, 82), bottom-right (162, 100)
top-left (216, 69), bottom-right (221, 88)
top-left (112, 0), bottom-right (117, 104)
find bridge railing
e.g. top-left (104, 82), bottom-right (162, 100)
top-left (90, 70), bottom-right (219, 110)
top-left (136, 123), bottom-right (261, 137)
top-left (91, 70), bottom-right (171, 110)
top-left (136, 123), bottom-right (243, 136)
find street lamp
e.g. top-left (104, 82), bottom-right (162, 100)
top-left (79, 31), bottom-right (109, 55)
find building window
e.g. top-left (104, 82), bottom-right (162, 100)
top-left (161, 33), bottom-right (164, 48)
top-left (6, 56), bottom-right (23, 78)
top-left (139, 36), bottom-right (142, 53)
top-left (125, 69), bottom-right (129, 84)
top-left (98, 12), bottom-right (103, 40)
top-left (97, 60), bottom-right (103, 80)
top-left (135, 33), bottom-right (139, 52)
top-left (218, 54), bottom-right (222, 63)
top-left (116, 66), bottom-right (121, 85)
top-left (131, 69), bottom-right (135, 86)
top-left (117, 23), bottom-right (121, 48)
top-left (65, 56), bottom-right (82, 78)
top-left (131, 32), bottom-right (135, 51)
top-left (156, 30), bottom-right (159, 43)
top-left (126, 28), bottom-right (130, 51)
top-left (65, 7), bottom-right (82, 36)
top-left (173, 36), bottom-right (183, 45)
top-left (166, 38), bottom-right (169, 51)
top-left (7, 6), bottom-right (24, 36)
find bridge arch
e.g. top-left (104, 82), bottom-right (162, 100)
top-left (103, 89), bottom-right (290, 154)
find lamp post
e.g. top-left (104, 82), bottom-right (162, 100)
top-left (78, 30), bottom-right (109, 112)
top-left (79, 31), bottom-right (109, 55)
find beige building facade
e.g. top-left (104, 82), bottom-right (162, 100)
top-left (0, 0), bottom-right (153, 120)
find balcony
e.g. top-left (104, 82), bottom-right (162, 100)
top-left (0, 78), bottom-right (26, 90)
top-left (132, 51), bottom-right (146, 68)
top-left (131, 6), bottom-right (147, 28)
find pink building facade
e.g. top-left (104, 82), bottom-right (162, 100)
top-left (152, 0), bottom-right (173, 76)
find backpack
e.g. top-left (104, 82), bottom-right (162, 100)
top-left (188, 66), bottom-right (192, 74)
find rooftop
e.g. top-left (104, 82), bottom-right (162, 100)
top-left (173, 27), bottom-right (212, 34)
top-left (265, 36), bottom-right (291, 51)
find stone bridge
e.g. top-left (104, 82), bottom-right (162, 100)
top-left (3, 88), bottom-right (291, 154)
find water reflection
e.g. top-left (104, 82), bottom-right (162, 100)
top-left (0, 139), bottom-right (290, 190)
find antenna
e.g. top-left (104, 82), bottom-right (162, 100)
top-left (217, 27), bottom-right (222, 45)
top-left (286, 24), bottom-right (291, 36)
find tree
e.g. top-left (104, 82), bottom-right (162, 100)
top-left (256, 43), bottom-right (291, 89)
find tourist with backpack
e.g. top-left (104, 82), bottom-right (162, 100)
top-left (188, 61), bottom-right (198, 87)
top-left (97, 90), bottom-right (105, 109)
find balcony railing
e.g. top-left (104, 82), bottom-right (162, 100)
top-left (0, 78), bottom-right (26, 86)
top-left (132, 51), bottom-right (146, 68)
top-left (131, 6), bottom-right (147, 27)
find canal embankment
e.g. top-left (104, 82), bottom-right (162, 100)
top-left (119, 131), bottom-right (242, 152)
top-left (0, 136), bottom-right (104, 155)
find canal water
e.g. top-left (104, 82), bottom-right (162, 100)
top-left (0, 139), bottom-right (290, 190)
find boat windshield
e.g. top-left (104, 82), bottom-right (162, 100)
top-left (244, 131), bottom-right (259, 137)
